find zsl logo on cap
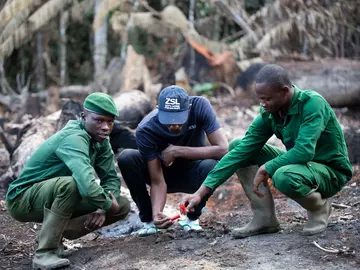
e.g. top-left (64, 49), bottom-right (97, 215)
top-left (165, 98), bottom-right (180, 110)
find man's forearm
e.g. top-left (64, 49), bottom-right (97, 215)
top-left (150, 181), bottom-right (167, 216)
top-left (196, 185), bottom-right (213, 199)
top-left (175, 145), bottom-right (227, 160)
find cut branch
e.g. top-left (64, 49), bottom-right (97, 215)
top-left (212, 0), bottom-right (258, 42)
top-left (313, 241), bottom-right (340, 254)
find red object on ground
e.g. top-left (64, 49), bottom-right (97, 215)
top-left (180, 204), bottom-right (187, 215)
top-left (170, 214), bottom-right (180, 221)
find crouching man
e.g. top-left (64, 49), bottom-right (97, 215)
top-left (6, 93), bottom-right (130, 269)
top-left (118, 85), bottom-right (228, 236)
top-left (182, 64), bottom-right (352, 238)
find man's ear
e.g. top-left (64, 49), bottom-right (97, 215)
top-left (81, 112), bottom-right (86, 121)
top-left (282, 85), bottom-right (290, 95)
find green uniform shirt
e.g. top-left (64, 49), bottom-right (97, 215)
top-left (203, 85), bottom-right (353, 190)
top-left (6, 120), bottom-right (120, 211)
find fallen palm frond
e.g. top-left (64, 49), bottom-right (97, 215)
top-left (28, 0), bottom-right (74, 30)
top-left (0, 24), bottom-right (28, 61)
top-left (0, 0), bottom-right (75, 60)
top-left (0, 8), bottom-right (31, 44)
top-left (247, 0), bottom-right (360, 59)
top-left (0, 0), bottom-right (43, 31)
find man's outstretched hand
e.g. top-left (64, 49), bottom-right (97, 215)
top-left (153, 212), bottom-right (173, 229)
top-left (181, 193), bottom-right (202, 213)
top-left (253, 164), bottom-right (270, 198)
top-left (85, 209), bottom-right (106, 230)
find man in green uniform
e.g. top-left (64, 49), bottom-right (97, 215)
top-left (6, 93), bottom-right (130, 269)
top-left (182, 64), bottom-right (352, 238)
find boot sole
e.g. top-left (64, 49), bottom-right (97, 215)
top-left (232, 225), bottom-right (281, 239)
top-left (32, 261), bottom-right (70, 270)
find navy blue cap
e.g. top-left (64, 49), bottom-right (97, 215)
top-left (158, 85), bottom-right (190, 125)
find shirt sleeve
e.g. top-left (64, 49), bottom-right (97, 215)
top-left (203, 114), bottom-right (273, 190)
top-left (94, 140), bottom-right (121, 198)
top-left (197, 97), bottom-right (221, 135)
top-left (136, 128), bottom-right (157, 161)
top-left (265, 96), bottom-right (330, 176)
top-left (55, 135), bottom-right (112, 211)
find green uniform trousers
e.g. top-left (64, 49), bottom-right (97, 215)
top-left (229, 138), bottom-right (343, 199)
top-left (6, 176), bottom-right (130, 224)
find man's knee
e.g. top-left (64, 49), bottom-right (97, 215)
top-left (272, 165), bottom-right (308, 198)
top-left (117, 149), bottom-right (139, 168)
top-left (229, 138), bottom-right (242, 152)
top-left (198, 159), bottom-right (218, 179)
top-left (116, 196), bottom-right (131, 218)
top-left (56, 176), bottom-right (78, 195)
top-left (107, 196), bottom-right (131, 224)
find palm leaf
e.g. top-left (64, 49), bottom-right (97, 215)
top-left (0, 24), bottom-right (28, 61)
top-left (27, 0), bottom-right (74, 31)
top-left (240, 0), bottom-right (360, 58)
top-left (0, 0), bottom-right (76, 60)
top-left (0, 0), bottom-right (44, 32)
top-left (0, 8), bottom-right (31, 44)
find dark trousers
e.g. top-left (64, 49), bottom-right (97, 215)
top-left (117, 149), bottom-right (217, 222)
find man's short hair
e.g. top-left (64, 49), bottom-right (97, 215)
top-left (255, 64), bottom-right (291, 88)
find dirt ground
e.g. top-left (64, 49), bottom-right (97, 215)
top-left (1, 172), bottom-right (360, 270)
top-left (1, 102), bottom-right (360, 270)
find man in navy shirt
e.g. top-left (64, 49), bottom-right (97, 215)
top-left (118, 85), bottom-right (228, 236)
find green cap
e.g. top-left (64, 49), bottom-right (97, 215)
top-left (83, 92), bottom-right (119, 117)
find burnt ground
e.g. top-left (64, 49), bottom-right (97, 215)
top-left (1, 101), bottom-right (360, 270)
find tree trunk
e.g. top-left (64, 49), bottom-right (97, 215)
top-left (19, 48), bottom-right (26, 90)
top-left (93, 0), bottom-right (108, 84)
top-left (36, 31), bottom-right (45, 91)
top-left (0, 59), bottom-right (16, 95)
top-left (188, 0), bottom-right (196, 81)
top-left (59, 11), bottom-right (69, 86)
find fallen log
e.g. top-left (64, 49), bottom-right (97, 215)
top-left (0, 117), bottom-right (56, 196)
top-left (113, 90), bottom-right (153, 129)
top-left (236, 60), bottom-right (360, 108)
top-left (282, 60), bottom-right (360, 108)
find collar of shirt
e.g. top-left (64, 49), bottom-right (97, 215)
top-left (78, 119), bottom-right (103, 150)
top-left (268, 84), bottom-right (301, 120)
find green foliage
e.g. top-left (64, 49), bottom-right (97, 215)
top-left (193, 82), bottom-right (218, 96)
top-left (196, 0), bottom-right (212, 17)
